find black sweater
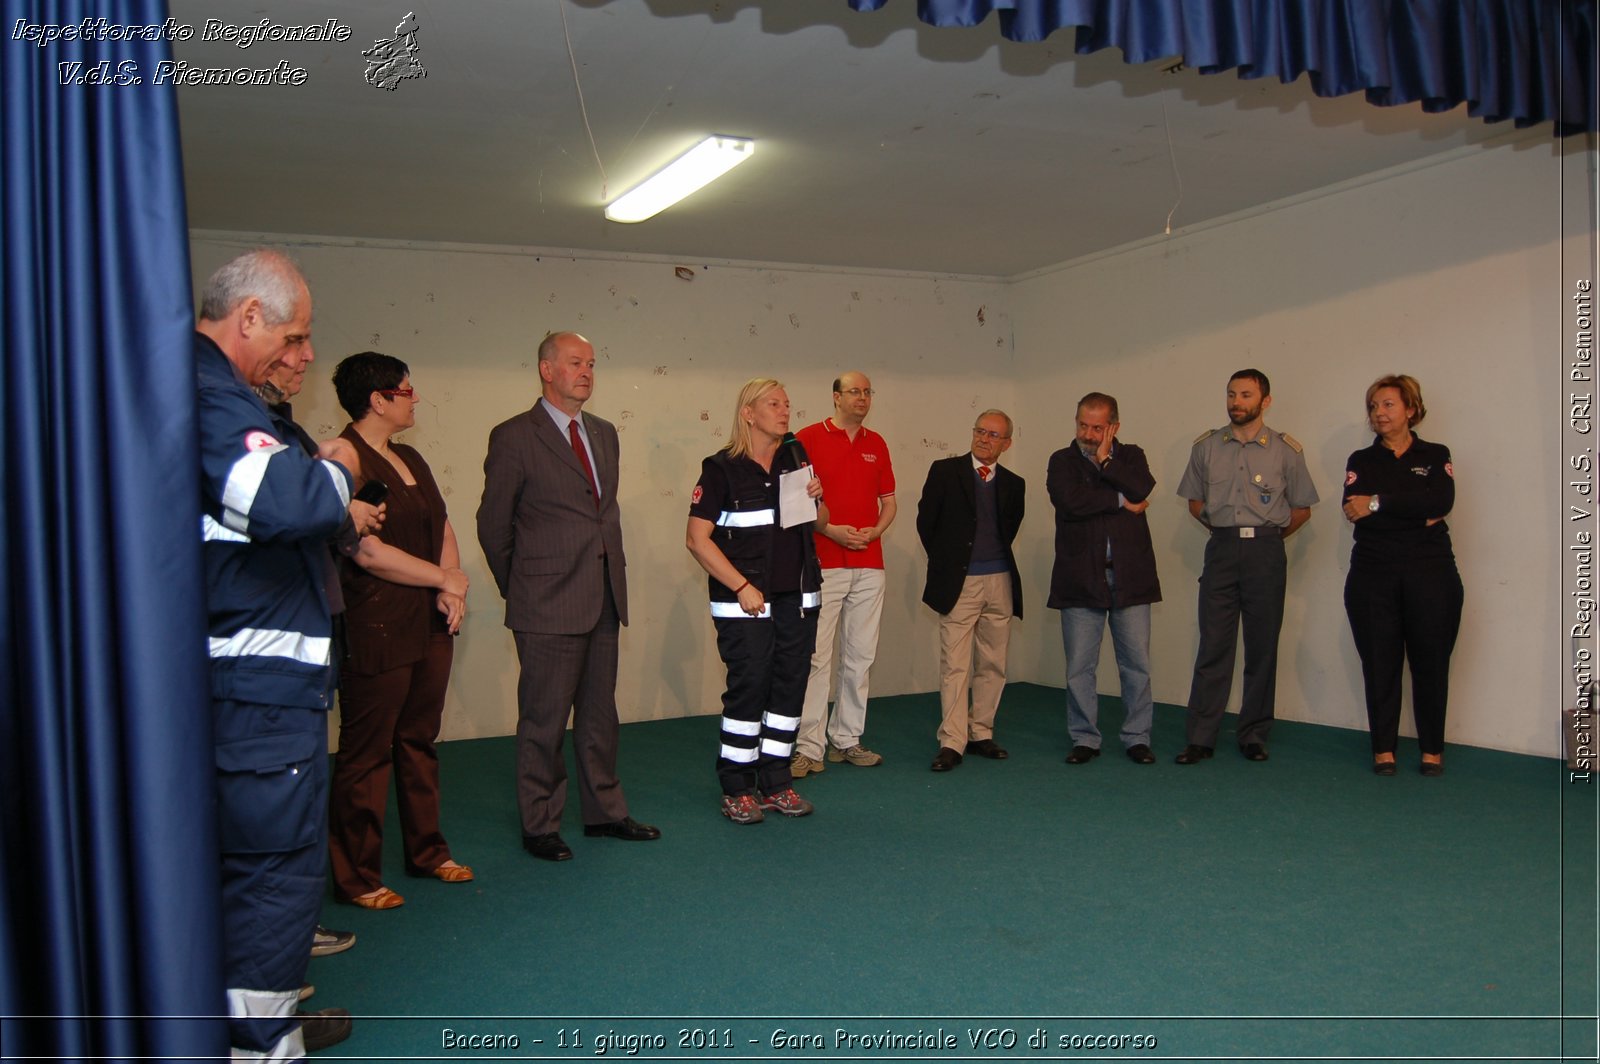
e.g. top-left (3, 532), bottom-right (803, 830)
top-left (1342, 434), bottom-right (1456, 567)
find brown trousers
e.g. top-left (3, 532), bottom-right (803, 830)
top-left (329, 632), bottom-right (455, 899)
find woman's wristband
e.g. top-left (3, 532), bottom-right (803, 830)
top-left (733, 580), bottom-right (750, 595)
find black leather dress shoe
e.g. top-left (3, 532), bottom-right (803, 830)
top-left (931, 747), bottom-right (963, 772)
top-left (967, 738), bottom-right (1009, 760)
top-left (522, 832), bottom-right (573, 861)
top-left (1174, 744), bottom-right (1214, 765)
top-left (583, 816), bottom-right (661, 841)
top-left (1241, 743), bottom-right (1270, 762)
top-left (1125, 744), bottom-right (1156, 764)
top-left (1065, 745), bottom-right (1101, 765)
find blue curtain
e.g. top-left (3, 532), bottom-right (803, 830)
top-left (1, 1), bottom-right (227, 1060)
top-left (849, 0), bottom-right (1597, 135)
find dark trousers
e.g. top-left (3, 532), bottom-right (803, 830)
top-left (512, 575), bottom-right (628, 837)
top-left (714, 592), bottom-right (819, 795)
top-left (329, 631), bottom-right (455, 899)
top-left (215, 701), bottom-right (327, 1056)
top-left (1185, 531), bottom-right (1287, 748)
top-left (1344, 560), bottom-right (1464, 755)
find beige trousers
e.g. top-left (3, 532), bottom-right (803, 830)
top-left (936, 571), bottom-right (1013, 752)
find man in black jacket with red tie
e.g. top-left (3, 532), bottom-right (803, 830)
top-left (916, 409), bottom-right (1026, 772)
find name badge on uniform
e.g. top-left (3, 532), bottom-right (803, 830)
top-left (1240, 527), bottom-right (1255, 539)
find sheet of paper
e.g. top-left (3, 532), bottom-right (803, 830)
top-left (779, 467), bottom-right (819, 528)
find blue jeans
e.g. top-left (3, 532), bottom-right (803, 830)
top-left (1060, 574), bottom-right (1154, 749)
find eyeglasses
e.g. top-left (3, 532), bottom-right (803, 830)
top-left (839, 387), bottom-right (875, 398)
top-left (972, 427), bottom-right (1010, 440)
top-left (378, 387), bottom-right (415, 400)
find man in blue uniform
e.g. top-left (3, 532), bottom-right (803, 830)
top-left (1175, 369), bottom-right (1319, 764)
top-left (196, 249), bottom-right (356, 1060)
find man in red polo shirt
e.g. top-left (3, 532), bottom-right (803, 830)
top-left (792, 371), bottom-right (898, 775)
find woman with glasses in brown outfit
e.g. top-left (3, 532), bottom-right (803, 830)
top-left (328, 352), bottom-right (472, 907)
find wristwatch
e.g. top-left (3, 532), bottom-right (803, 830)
top-left (1368, 496), bottom-right (1380, 513)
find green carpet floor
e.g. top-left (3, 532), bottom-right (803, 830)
top-left (308, 684), bottom-right (1597, 1062)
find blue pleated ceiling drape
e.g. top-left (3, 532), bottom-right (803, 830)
top-left (848, 0), bottom-right (1597, 135)
top-left (1, 0), bottom-right (226, 1059)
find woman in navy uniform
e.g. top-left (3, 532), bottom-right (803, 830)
top-left (1341, 374), bottom-right (1462, 776)
top-left (686, 378), bottom-right (826, 823)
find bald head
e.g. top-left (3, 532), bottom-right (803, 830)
top-left (537, 331), bottom-right (590, 364)
top-left (832, 369), bottom-right (874, 429)
top-left (538, 331), bottom-right (597, 415)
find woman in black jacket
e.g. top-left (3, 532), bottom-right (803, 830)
top-left (685, 378), bottom-right (825, 823)
top-left (1341, 374), bottom-right (1462, 777)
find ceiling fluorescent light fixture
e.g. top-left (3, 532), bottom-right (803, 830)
top-left (604, 136), bottom-right (755, 223)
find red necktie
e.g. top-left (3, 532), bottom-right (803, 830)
top-left (569, 420), bottom-right (600, 509)
top-left (978, 465), bottom-right (991, 481)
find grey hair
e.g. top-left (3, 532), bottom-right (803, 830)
top-left (975, 408), bottom-right (1013, 438)
top-left (198, 249), bottom-right (304, 324)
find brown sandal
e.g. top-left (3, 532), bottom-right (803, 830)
top-left (431, 863), bottom-right (474, 883)
top-left (347, 886), bottom-right (405, 910)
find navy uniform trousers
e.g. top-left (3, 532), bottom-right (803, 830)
top-left (215, 700), bottom-right (328, 1058)
top-left (714, 591), bottom-right (818, 796)
top-left (1185, 529), bottom-right (1286, 749)
top-left (1344, 560), bottom-right (1463, 756)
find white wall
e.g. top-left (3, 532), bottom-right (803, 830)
top-left (1006, 140), bottom-right (1582, 758)
top-left (189, 236), bottom-right (1011, 741)
top-left (193, 135), bottom-right (1586, 759)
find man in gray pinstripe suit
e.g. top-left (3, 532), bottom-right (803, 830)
top-left (477, 331), bottom-right (660, 861)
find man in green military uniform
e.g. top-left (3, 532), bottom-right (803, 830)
top-left (1174, 369), bottom-right (1319, 764)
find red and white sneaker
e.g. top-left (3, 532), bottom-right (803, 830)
top-left (720, 793), bottom-right (765, 824)
top-left (756, 787), bottom-right (814, 818)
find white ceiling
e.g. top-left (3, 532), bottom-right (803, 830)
top-left (172, 0), bottom-right (1517, 278)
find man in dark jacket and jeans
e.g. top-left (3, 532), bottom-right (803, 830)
top-left (1046, 393), bottom-right (1162, 766)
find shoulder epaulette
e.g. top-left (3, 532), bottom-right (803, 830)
top-left (1192, 429), bottom-right (1213, 445)
top-left (1279, 432), bottom-right (1304, 454)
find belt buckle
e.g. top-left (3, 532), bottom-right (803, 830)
top-left (1239, 527), bottom-right (1255, 539)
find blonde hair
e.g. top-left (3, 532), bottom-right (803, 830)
top-left (1365, 374), bottom-right (1427, 427)
top-left (724, 377), bottom-right (785, 459)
